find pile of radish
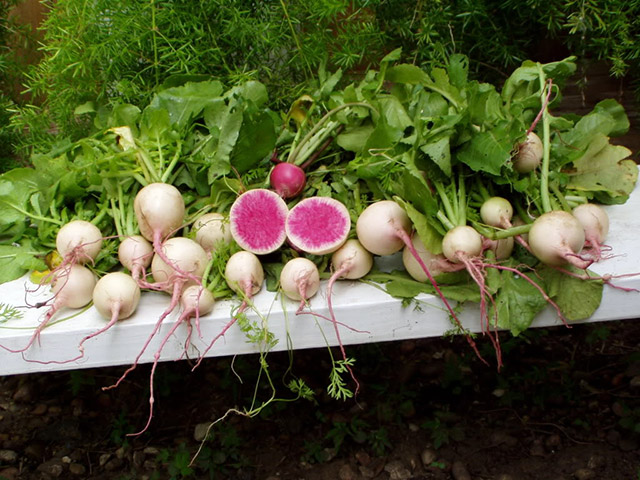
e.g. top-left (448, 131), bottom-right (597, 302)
top-left (1, 52), bottom-right (638, 433)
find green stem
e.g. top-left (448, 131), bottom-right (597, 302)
top-left (436, 210), bottom-right (456, 231)
top-left (287, 102), bottom-right (376, 165)
top-left (433, 181), bottom-right (456, 227)
top-left (7, 203), bottom-right (63, 226)
top-left (537, 65), bottom-right (552, 213)
top-left (550, 183), bottom-right (571, 212)
top-left (457, 170), bottom-right (466, 227)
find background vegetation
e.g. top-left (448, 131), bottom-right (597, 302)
top-left (2, 0), bottom-right (639, 168)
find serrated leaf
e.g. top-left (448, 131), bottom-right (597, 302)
top-left (541, 266), bottom-right (603, 321)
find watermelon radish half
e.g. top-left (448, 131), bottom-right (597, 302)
top-left (286, 197), bottom-right (351, 255)
top-left (229, 189), bottom-right (289, 255)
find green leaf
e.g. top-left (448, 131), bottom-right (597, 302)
top-left (493, 270), bottom-right (548, 336)
top-left (395, 198), bottom-right (443, 254)
top-left (336, 125), bottom-right (375, 153)
top-left (150, 80), bottom-right (224, 129)
top-left (541, 266), bottom-right (603, 322)
top-left (420, 136), bottom-right (451, 177)
top-left (230, 111), bottom-right (276, 173)
top-left (385, 64), bottom-right (431, 85)
top-left (378, 272), bottom-right (480, 303)
top-left (0, 242), bottom-right (47, 284)
top-left (0, 168), bottom-right (44, 233)
top-left (566, 134), bottom-right (638, 203)
top-left (456, 124), bottom-right (513, 175)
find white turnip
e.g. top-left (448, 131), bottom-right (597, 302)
top-left (55, 220), bottom-right (103, 266)
top-left (572, 203), bottom-right (610, 261)
top-left (192, 212), bottom-right (232, 253)
top-left (286, 197), bottom-right (350, 255)
top-left (118, 235), bottom-right (153, 282)
top-left (513, 131), bottom-right (543, 173)
top-left (229, 189), bottom-right (289, 255)
top-left (528, 211), bottom-right (590, 268)
top-left (402, 233), bottom-right (459, 282)
top-left (480, 197), bottom-right (514, 229)
top-left (280, 257), bottom-right (320, 308)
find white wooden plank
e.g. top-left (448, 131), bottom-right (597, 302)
top-left (0, 178), bottom-right (638, 376)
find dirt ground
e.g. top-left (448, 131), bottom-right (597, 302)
top-left (0, 317), bottom-right (639, 480)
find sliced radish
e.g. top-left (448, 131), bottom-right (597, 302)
top-left (229, 189), bottom-right (289, 255)
top-left (286, 197), bottom-right (351, 255)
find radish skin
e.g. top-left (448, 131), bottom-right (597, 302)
top-left (55, 220), bottom-right (103, 265)
top-left (193, 213), bottom-right (232, 253)
top-left (280, 257), bottom-right (320, 305)
top-left (270, 162), bottom-right (307, 199)
top-left (572, 203), bottom-right (609, 261)
top-left (513, 132), bottom-right (543, 173)
top-left (480, 197), bottom-right (513, 229)
top-left (402, 233), bottom-right (458, 282)
top-left (528, 211), bottom-right (589, 268)
top-left (118, 235), bottom-right (153, 281)
top-left (134, 183), bottom-right (185, 243)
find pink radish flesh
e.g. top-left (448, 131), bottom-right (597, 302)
top-left (286, 197), bottom-right (351, 255)
top-left (229, 189), bottom-right (289, 254)
top-left (270, 162), bottom-right (307, 199)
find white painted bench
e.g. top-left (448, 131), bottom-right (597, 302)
top-left (1, 180), bottom-right (638, 376)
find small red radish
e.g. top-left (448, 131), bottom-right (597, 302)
top-left (55, 220), bottom-right (103, 265)
top-left (513, 131), bottom-right (543, 173)
top-left (286, 197), bottom-right (351, 255)
top-left (193, 251), bottom-right (264, 369)
top-left (118, 235), bottom-right (153, 281)
top-left (192, 212), bottom-right (232, 253)
top-left (280, 257), bottom-right (320, 309)
top-left (270, 162), bottom-right (307, 199)
top-left (528, 210), bottom-right (590, 268)
top-left (6, 265), bottom-right (97, 354)
top-left (480, 197), bottom-right (514, 228)
top-left (572, 203), bottom-right (610, 261)
top-left (229, 189), bottom-right (289, 255)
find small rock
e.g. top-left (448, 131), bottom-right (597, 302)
top-left (24, 443), bottom-right (45, 461)
top-left (545, 434), bottom-right (562, 450)
top-left (37, 459), bottom-right (64, 478)
top-left (12, 384), bottom-right (33, 403)
top-left (530, 439), bottom-right (545, 457)
top-left (338, 463), bottom-right (357, 480)
top-left (490, 431), bottom-right (518, 447)
top-left (47, 406), bottom-right (62, 415)
top-left (0, 450), bottom-right (18, 463)
top-left (573, 468), bottom-right (596, 480)
top-left (32, 403), bottom-right (48, 415)
top-left (104, 457), bottom-right (123, 471)
top-left (495, 475), bottom-right (515, 480)
top-left (193, 422), bottom-right (211, 442)
top-left (606, 429), bottom-right (621, 446)
top-left (68, 463), bottom-right (86, 476)
top-left (133, 450), bottom-right (146, 467)
top-left (587, 454), bottom-right (605, 470)
top-left (619, 436), bottom-right (638, 452)
top-left (61, 456), bottom-right (72, 464)
top-left (355, 450), bottom-right (371, 466)
top-left (98, 453), bottom-right (111, 467)
top-left (115, 446), bottom-right (126, 459)
top-left (420, 448), bottom-right (438, 466)
top-left (630, 376), bottom-right (640, 388)
top-left (611, 402), bottom-right (625, 417)
top-left (408, 423), bottom-right (420, 432)
top-left (359, 465), bottom-right (376, 479)
top-left (384, 460), bottom-right (412, 480)
top-left (143, 460), bottom-right (158, 470)
top-left (143, 446), bottom-right (160, 455)
top-left (451, 460), bottom-right (471, 480)
top-left (0, 467), bottom-right (19, 480)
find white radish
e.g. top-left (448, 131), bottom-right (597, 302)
top-left (480, 197), bottom-right (514, 228)
top-left (286, 197), bottom-right (351, 255)
top-left (280, 257), bottom-right (320, 305)
top-left (128, 285), bottom-right (216, 437)
top-left (193, 251), bottom-right (265, 370)
top-left (150, 237), bottom-right (209, 293)
top-left (572, 203), bottom-right (609, 261)
top-left (229, 189), bottom-right (289, 254)
top-left (193, 212), bottom-right (232, 253)
top-left (55, 220), bottom-right (103, 264)
top-left (134, 182), bottom-right (185, 243)
top-left (6, 265), bottom-right (97, 355)
top-left (402, 233), bottom-right (455, 282)
top-left (484, 236), bottom-right (515, 261)
top-left (513, 131), bottom-right (543, 173)
top-left (442, 226), bottom-right (483, 264)
top-left (118, 235), bottom-right (153, 281)
top-left (528, 210), bottom-right (589, 268)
